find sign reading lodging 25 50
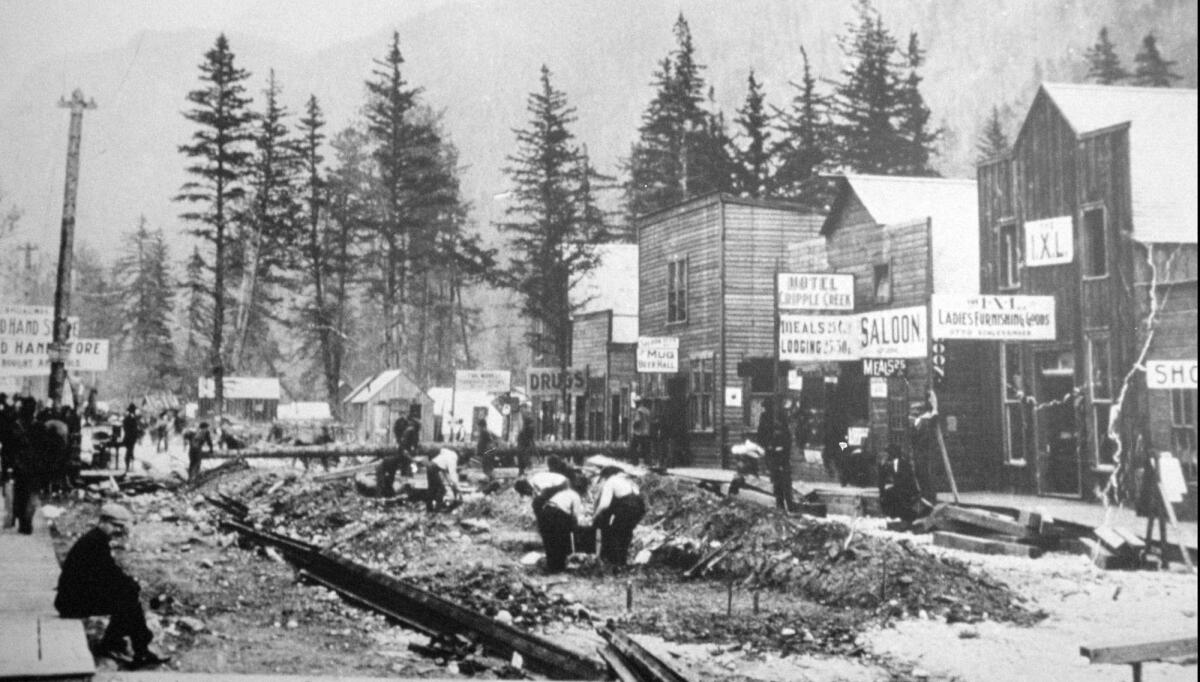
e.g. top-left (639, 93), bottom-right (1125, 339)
top-left (526, 366), bottom-right (588, 397)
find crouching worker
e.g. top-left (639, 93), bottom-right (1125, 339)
top-left (55, 504), bottom-right (169, 669)
top-left (514, 470), bottom-right (571, 551)
top-left (593, 466), bottom-right (645, 567)
top-left (878, 445), bottom-right (930, 524)
top-left (426, 447), bottom-right (462, 512)
top-left (538, 483), bottom-right (590, 573)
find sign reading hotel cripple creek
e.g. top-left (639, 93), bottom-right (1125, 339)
top-left (776, 273), bottom-right (855, 311)
top-left (931, 294), bottom-right (1056, 341)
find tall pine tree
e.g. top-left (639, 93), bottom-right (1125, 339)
top-left (895, 32), bottom-right (940, 176)
top-left (1085, 28), bottom-right (1129, 84)
top-left (975, 105), bottom-right (1011, 164)
top-left (731, 71), bottom-right (772, 198)
top-left (115, 217), bottom-right (178, 391)
top-left (1133, 33), bottom-right (1182, 87)
top-left (176, 34), bottom-right (255, 414)
top-left (771, 46), bottom-right (835, 205)
top-left (831, 0), bottom-right (906, 174)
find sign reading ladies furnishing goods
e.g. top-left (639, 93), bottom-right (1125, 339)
top-left (526, 367), bottom-right (587, 397)
top-left (1145, 360), bottom-right (1198, 389)
top-left (0, 338), bottom-right (109, 375)
top-left (454, 370), bottom-right (511, 394)
top-left (637, 336), bottom-right (679, 373)
top-left (857, 306), bottom-right (927, 359)
top-left (931, 294), bottom-right (1056, 340)
top-left (777, 273), bottom-right (855, 311)
top-left (1024, 216), bottom-right (1073, 267)
top-left (779, 314), bottom-right (857, 362)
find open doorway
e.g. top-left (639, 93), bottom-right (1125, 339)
top-left (1035, 350), bottom-right (1079, 496)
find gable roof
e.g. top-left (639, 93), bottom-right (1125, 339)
top-left (197, 376), bottom-right (281, 400)
top-left (343, 369), bottom-right (427, 405)
top-left (1040, 82), bottom-right (1198, 244)
top-left (823, 174), bottom-right (978, 235)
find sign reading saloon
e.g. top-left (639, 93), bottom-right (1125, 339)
top-left (454, 370), bottom-right (511, 394)
top-left (637, 336), bottom-right (679, 373)
top-left (777, 273), bottom-right (855, 311)
top-left (1024, 216), bottom-right (1073, 267)
top-left (526, 366), bottom-right (588, 397)
top-left (1145, 360), bottom-right (1198, 390)
top-left (779, 314), bottom-right (857, 362)
top-left (857, 306), bottom-right (927, 359)
top-left (931, 294), bottom-right (1056, 340)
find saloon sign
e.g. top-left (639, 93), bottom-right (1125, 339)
top-left (931, 294), bottom-right (1056, 341)
top-left (857, 306), bottom-right (927, 359)
top-left (526, 366), bottom-right (588, 397)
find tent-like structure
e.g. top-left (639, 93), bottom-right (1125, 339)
top-left (342, 370), bottom-right (434, 444)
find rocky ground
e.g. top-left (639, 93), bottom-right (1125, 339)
top-left (42, 438), bottom-right (1199, 681)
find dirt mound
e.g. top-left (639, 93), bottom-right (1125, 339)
top-left (408, 565), bottom-right (596, 631)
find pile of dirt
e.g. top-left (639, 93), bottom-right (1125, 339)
top-left (408, 565), bottom-right (597, 631)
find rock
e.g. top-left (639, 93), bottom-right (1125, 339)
top-left (176, 616), bottom-right (205, 633)
top-left (459, 519), bottom-right (490, 533)
top-left (286, 619), bottom-right (299, 629)
top-left (780, 627), bottom-right (797, 637)
top-left (495, 610), bottom-right (514, 625)
top-left (199, 558), bottom-right (214, 569)
top-left (958, 628), bottom-right (980, 639)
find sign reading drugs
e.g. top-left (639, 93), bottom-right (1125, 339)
top-left (0, 304), bottom-right (79, 341)
top-left (1145, 360), bottom-right (1198, 389)
top-left (1024, 216), bottom-right (1073, 267)
top-left (526, 366), bottom-right (587, 397)
top-left (931, 294), bottom-right (1056, 340)
top-left (857, 306), bottom-right (927, 359)
top-left (779, 314), bottom-right (857, 362)
top-left (454, 369), bottom-right (511, 394)
top-left (0, 338), bottom-right (109, 376)
top-left (637, 336), bottom-right (679, 372)
top-left (777, 273), bottom-right (855, 311)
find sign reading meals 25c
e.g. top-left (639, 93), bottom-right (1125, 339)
top-left (777, 273), bottom-right (855, 311)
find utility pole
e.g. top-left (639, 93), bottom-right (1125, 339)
top-left (48, 89), bottom-right (96, 406)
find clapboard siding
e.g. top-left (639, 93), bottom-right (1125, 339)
top-left (571, 310), bottom-right (611, 375)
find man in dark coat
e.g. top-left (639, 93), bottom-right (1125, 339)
top-left (757, 399), bottom-right (795, 512)
top-left (55, 504), bottom-right (168, 668)
top-left (186, 422), bottom-right (214, 483)
top-left (121, 404), bottom-right (140, 472)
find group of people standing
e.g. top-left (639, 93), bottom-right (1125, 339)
top-left (0, 393), bottom-right (75, 534)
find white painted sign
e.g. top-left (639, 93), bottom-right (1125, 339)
top-left (857, 306), bottom-right (927, 359)
top-left (870, 377), bottom-right (888, 398)
top-left (725, 386), bottom-right (743, 407)
top-left (1024, 216), bottom-right (1073, 267)
top-left (454, 369), bottom-right (511, 394)
top-left (637, 336), bottom-right (679, 373)
top-left (0, 304), bottom-right (79, 341)
top-left (526, 366), bottom-right (587, 397)
top-left (0, 338), bottom-right (109, 375)
top-left (777, 273), bottom-right (855, 311)
top-left (1145, 360), bottom-right (1198, 390)
top-left (787, 369), bottom-right (804, 391)
top-left (779, 314), bottom-right (857, 362)
top-left (931, 294), bottom-right (1056, 341)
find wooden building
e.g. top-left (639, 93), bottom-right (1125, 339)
top-left (197, 376), bottom-right (281, 423)
top-left (787, 175), bottom-right (991, 490)
top-left (342, 370), bottom-right (435, 444)
top-left (977, 83), bottom-right (1197, 513)
top-left (637, 193), bottom-right (823, 468)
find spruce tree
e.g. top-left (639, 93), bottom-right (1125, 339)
top-left (731, 71), bottom-right (772, 198)
top-left (176, 34), bottom-right (255, 414)
top-left (1133, 33), bottom-right (1182, 87)
top-left (115, 217), bottom-right (178, 390)
top-left (1085, 28), bottom-right (1129, 84)
top-left (895, 32), bottom-right (940, 176)
top-left (180, 246), bottom-right (212, 398)
top-left (771, 46), bottom-right (834, 204)
top-left (975, 106), bottom-right (1011, 164)
top-left (830, 0), bottom-right (906, 174)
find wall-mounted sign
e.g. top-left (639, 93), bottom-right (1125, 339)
top-left (931, 294), bottom-right (1056, 341)
top-left (0, 338), bottom-right (109, 376)
top-left (869, 377), bottom-right (889, 398)
top-left (1145, 360), bottom-right (1197, 390)
top-left (779, 314), bottom-right (857, 362)
top-left (857, 306), bottom-right (927, 359)
top-left (787, 369), bottom-right (804, 391)
top-left (862, 358), bottom-right (908, 377)
top-left (725, 386), bottom-right (743, 407)
top-left (454, 369), bottom-right (511, 394)
top-left (1024, 216), bottom-right (1073, 267)
top-left (526, 366), bottom-right (588, 397)
top-left (0, 304), bottom-right (79, 341)
top-left (777, 273), bottom-right (855, 311)
top-left (637, 336), bottom-right (679, 373)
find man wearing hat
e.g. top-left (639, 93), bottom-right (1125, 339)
top-left (121, 404), bottom-right (141, 473)
top-left (55, 503), bottom-right (168, 668)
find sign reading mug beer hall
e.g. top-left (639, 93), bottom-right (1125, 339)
top-left (454, 369), bottom-right (511, 394)
top-left (931, 294), bottom-right (1056, 341)
top-left (857, 306), bottom-right (928, 359)
top-left (1145, 360), bottom-right (1198, 389)
top-left (526, 366), bottom-right (588, 397)
top-left (777, 273), bottom-right (855, 311)
top-left (637, 336), bottom-right (679, 372)
top-left (1023, 216), bottom-right (1073, 267)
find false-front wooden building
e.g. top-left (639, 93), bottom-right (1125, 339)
top-left (977, 83), bottom-right (1197, 514)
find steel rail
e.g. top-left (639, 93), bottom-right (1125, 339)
top-left (599, 627), bottom-right (690, 682)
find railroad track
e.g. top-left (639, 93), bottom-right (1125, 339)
top-left (205, 494), bottom-right (691, 681)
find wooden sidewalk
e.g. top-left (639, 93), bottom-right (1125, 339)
top-left (0, 510), bottom-right (95, 680)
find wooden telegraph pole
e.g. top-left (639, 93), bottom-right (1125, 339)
top-left (48, 89), bottom-right (96, 406)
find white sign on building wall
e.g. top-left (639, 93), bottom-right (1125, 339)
top-left (0, 338), bottom-right (109, 376)
top-left (637, 336), bottom-right (679, 372)
top-left (454, 370), bottom-right (511, 394)
top-left (526, 367), bottom-right (588, 397)
top-left (931, 294), bottom-right (1056, 341)
top-left (777, 273), bottom-right (855, 311)
top-left (1145, 360), bottom-right (1198, 389)
top-left (856, 306), bottom-right (927, 359)
top-left (0, 304), bottom-right (79, 341)
top-left (779, 314), bottom-right (857, 362)
top-left (1024, 216), bottom-right (1073, 267)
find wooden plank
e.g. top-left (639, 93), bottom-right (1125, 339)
top-left (1094, 526), bottom-right (1134, 554)
top-left (0, 614), bottom-right (95, 678)
top-left (1111, 528), bottom-right (1146, 551)
top-left (938, 505), bottom-right (1031, 539)
top-left (1081, 636), bottom-right (1198, 665)
top-left (933, 531), bottom-right (1043, 558)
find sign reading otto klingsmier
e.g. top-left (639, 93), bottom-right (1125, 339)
top-left (931, 294), bottom-right (1056, 340)
top-left (637, 336), bottom-right (679, 372)
top-left (777, 273), bottom-right (854, 311)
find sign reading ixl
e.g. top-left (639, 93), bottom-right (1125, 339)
top-left (1024, 216), bottom-right (1073, 267)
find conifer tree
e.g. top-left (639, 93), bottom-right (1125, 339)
top-left (975, 106), bottom-right (1011, 164)
top-left (1085, 27), bottom-right (1129, 84)
top-left (180, 246), bottom-right (211, 398)
top-left (115, 217), bottom-right (178, 390)
top-left (176, 34), bottom-right (255, 414)
top-left (731, 71), bottom-right (772, 198)
top-left (1133, 33), bottom-right (1182, 87)
top-left (830, 0), bottom-right (906, 174)
top-left (895, 32), bottom-right (940, 176)
top-left (71, 242), bottom-right (122, 342)
top-left (771, 46), bottom-right (834, 204)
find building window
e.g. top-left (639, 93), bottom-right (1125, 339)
top-left (1001, 344), bottom-right (1027, 464)
top-left (1081, 206), bottom-right (1108, 278)
top-left (1171, 389), bottom-right (1197, 482)
top-left (667, 258), bottom-right (688, 323)
top-left (688, 357), bottom-right (714, 431)
top-left (1088, 335), bottom-right (1116, 466)
top-left (998, 222), bottom-right (1021, 289)
top-left (873, 262), bottom-right (892, 304)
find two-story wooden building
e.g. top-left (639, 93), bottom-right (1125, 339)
top-left (637, 193), bottom-right (823, 468)
top-left (977, 83), bottom-right (1197, 513)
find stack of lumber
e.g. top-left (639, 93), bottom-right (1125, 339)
top-left (922, 504), bottom-right (1055, 559)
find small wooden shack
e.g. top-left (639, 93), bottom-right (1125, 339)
top-left (342, 370), bottom-right (434, 444)
top-left (197, 376), bottom-right (281, 423)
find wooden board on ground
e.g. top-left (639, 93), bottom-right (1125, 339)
top-left (936, 504), bottom-right (1032, 539)
top-left (1081, 636), bottom-right (1198, 664)
top-left (933, 531), bottom-right (1043, 558)
top-left (0, 614), bottom-right (95, 679)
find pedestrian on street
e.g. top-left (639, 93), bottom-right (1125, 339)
top-left (629, 399), bottom-right (651, 466)
top-left (592, 465), bottom-right (645, 567)
top-left (757, 398), bottom-right (795, 512)
top-left (539, 484), bottom-right (590, 573)
top-left (878, 444), bottom-right (925, 523)
top-left (426, 447), bottom-right (462, 512)
top-left (375, 416), bottom-right (412, 497)
top-left (516, 405), bottom-right (536, 475)
top-left (909, 390), bottom-right (940, 502)
top-left (8, 397), bottom-right (66, 534)
top-left (186, 421), bottom-right (213, 483)
top-left (121, 404), bottom-right (140, 473)
top-left (54, 503), bottom-right (169, 668)
top-left (475, 418), bottom-right (498, 476)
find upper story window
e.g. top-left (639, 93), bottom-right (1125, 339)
top-left (1081, 206), bottom-right (1108, 278)
top-left (667, 258), bottom-right (688, 323)
top-left (999, 222), bottom-right (1021, 289)
top-left (873, 262), bottom-right (892, 304)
